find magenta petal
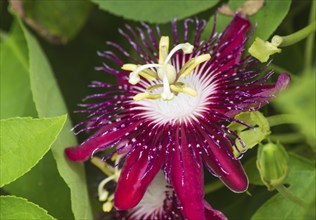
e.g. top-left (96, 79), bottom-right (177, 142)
top-left (171, 126), bottom-right (205, 220)
top-left (216, 13), bottom-right (251, 72)
top-left (202, 132), bottom-right (248, 192)
top-left (114, 147), bottom-right (164, 210)
top-left (204, 201), bottom-right (228, 220)
top-left (65, 122), bottom-right (139, 162)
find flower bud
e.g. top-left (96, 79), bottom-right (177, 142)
top-left (256, 142), bottom-right (289, 190)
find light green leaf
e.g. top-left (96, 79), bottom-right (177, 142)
top-left (20, 21), bottom-right (93, 220)
top-left (251, 154), bottom-right (316, 220)
top-left (0, 116), bottom-right (66, 187)
top-left (0, 196), bottom-right (55, 220)
top-left (91, 0), bottom-right (217, 23)
top-left (228, 111), bottom-right (271, 157)
top-left (11, 0), bottom-right (92, 44)
top-left (202, 0), bottom-right (291, 41)
top-left (273, 72), bottom-right (316, 148)
top-left (0, 22), bottom-right (36, 119)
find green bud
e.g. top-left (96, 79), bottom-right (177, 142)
top-left (256, 142), bottom-right (289, 190)
top-left (248, 37), bottom-right (282, 63)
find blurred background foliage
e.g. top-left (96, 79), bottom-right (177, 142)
top-left (0, 0), bottom-right (315, 220)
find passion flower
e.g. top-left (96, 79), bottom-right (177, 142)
top-left (65, 13), bottom-right (290, 220)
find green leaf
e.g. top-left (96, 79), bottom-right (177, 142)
top-left (1, 21), bottom-right (74, 220)
top-left (4, 152), bottom-right (73, 220)
top-left (91, 0), bottom-right (217, 23)
top-left (0, 116), bottom-right (66, 187)
top-left (273, 72), bottom-right (316, 148)
top-left (244, 157), bottom-right (264, 186)
top-left (11, 0), bottom-right (92, 44)
top-left (251, 154), bottom-right (316, 220)
top-left (0, 196), bottom-right (55, 220)
top-left (0, 22), bottom-right (36, 119)
top-left (20, 20), bottom-right (93, 220)
top-left (202, 0), bottom-right (291, 41)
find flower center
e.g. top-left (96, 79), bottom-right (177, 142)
top-left (122, 36), bottom-right (211, 101)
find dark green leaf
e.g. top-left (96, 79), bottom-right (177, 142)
top-left (244, 157), bottom-right (264, 186)
top-left (91, 0), bottom-right (217, 23)
top-left (11, 0), bottom-right (92, 44)
top-left (0, 116), bottom-right (67, 187)
top-left (0, 196), bottom-right (55, 220)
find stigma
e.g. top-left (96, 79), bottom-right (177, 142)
top-left (122, 36), bottom-right (211, 101)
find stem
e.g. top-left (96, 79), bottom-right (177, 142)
top-left (275, 184), bottom-right (307, 208)
top-left (271, 21), bottom-right (316, 47)
top-left (269, 133), bottom-right (305, 143)
top-left (204, 180), bottom-right (224, 194)
top-left (267, 114), bottom-right (299, 127)
top-left (304, 0), bottom-right (316, 72)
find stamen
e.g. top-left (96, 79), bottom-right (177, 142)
top-left (128, 63), bottom-right (162, 85)
top-left (159, 36), bottom-right (170, 64)
top-left (133, 92), bottom-right (161, 101)
top-left (179, 54), bottom-right (211, 78)
top-left (123, 36), bottom-right (211, 101)
top-left (146, 84), bottom-right (163, 92)
top-left (161, 70), bottom-right (175, 101)
top-left (170, 82), bottom-right (197, 97)
top-left (122, 64), bottom-right (157, 81)
top-left (164, 42), bottom-right (194, 64)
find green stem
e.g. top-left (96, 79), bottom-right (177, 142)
top-left (304, 0), bottom-right (316, 72)
top-left (269, 133), bottom-right (305, 143)
top-left (204, 180), bottom-right (224, 194)
top-left (271, 21), bottom-right (316, 47)
top-left (267, 114), bottom-right (299, 127)
top-left (275, 184), bottom-right (307, 208)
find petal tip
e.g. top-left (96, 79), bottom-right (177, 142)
top-left (64, 146), bottom-right (90, 162)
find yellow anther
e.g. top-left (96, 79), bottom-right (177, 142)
top-left (102, 201), bottom-right (113, 212)
top-left (111, 153), bottom-right (118, 161)
top-left (122, 63), bottom-right (138, 71)
top-left (139, 69), bottom-right (158, 81)
top-left (123, 64), bottom-right (158, 83)
top-left (170, 83), bottom-right (197, 97)
top-left (133, 93), bottom-right (161, 101)
top-left (159, 36), bottom-right (169, 64)
top-left (179, 54), bottom-right (211, 78)
top-left (146, 84), bottom-right (163, 92)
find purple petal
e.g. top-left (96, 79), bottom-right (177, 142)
top-left (215, 13), bottom-right (251, 74)
top-left (257, 73), bottom-right (290, 98)
top-left (171, 126), bottom-right (205, 220)
top-left (203, 134), bottom-right (248, 193)
top-left (114, 147), bottom-right (164, 210)
top-left (65, 123), bottom-right (139, 162)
